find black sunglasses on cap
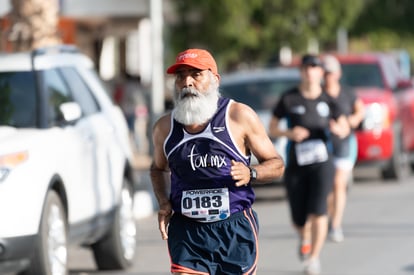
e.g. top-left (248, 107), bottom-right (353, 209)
top-left (301, 54), bottom-right (323, 67)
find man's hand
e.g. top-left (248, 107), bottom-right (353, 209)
top-left (231, 160), bottom-right (251, 187)
top-left (330, 116), bottom-right (350, 139)
top-left (157, 202), bottom-right (172, 240)
top-left (289, 126), bottom-right (310, 142)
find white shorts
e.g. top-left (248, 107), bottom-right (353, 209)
top-left (333, 157), bottom-right (354, 171)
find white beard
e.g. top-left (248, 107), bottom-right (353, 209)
top-left (173, 81), bottom-right (220, 125)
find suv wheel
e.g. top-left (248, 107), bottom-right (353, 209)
top-left (20, 190), bottom-right (68, 275)
top-left (381, 130), bottom-right (409, 181)
top-left (92, 179), bottom-right (137, 270)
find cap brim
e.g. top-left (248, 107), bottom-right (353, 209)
top-left (166, 62), bottom-right (208, 74)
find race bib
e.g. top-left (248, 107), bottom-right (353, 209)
top-left (181, 188), bottom-right (230, 223)
top-left (295, 139), bottom-right (328, 166)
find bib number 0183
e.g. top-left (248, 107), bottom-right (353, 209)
top-left (181, 188), bottom-right (230, 222)
top-left (182, 195), bottom-right (222, 209)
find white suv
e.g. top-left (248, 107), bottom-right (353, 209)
top-left (0, 45), bottom-right (137, 275)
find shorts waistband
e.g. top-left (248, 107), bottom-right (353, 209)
top-left (173, 209), bottom-right (252, 225)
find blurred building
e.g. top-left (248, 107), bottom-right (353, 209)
top-left (0, 0), bottom-right (172, 84)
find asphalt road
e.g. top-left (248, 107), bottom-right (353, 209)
top-left (67, 167), bottom-right (414, 275)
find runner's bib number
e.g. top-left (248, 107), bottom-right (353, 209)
top-left (181, 188), bottom-right (230, 223)
top-left (295, 139), bottom-right (328, 166)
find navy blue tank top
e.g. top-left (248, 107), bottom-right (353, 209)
top-left (164, 97), bottom-right (255, 215)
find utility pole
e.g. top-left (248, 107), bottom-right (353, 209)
top-left (337, 27), bottom-right (348, 54)
top-left (149, 0), bottom-right (164, 154)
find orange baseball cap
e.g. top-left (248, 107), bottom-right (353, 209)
top-left (166, 48), bottom-right (218, 76)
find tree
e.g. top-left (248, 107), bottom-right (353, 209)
top-left (346, 0), bottom-right (414, 74)
top-left (6, 0), bottom-right (61, 52)
top-left (167, 0), bottom-right (366, 71)
top-left (349, 0), bottom-right (414, 54)
top-left (352, 0), bottom-right (414, 35)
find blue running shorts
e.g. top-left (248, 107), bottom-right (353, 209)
top-left (168, 209), bottom-right (259, 275)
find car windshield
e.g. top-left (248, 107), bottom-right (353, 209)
top-left (0, 71), bottom-right (37, 127)
top-left (341, 63), bottom-right (384, 89)
top-left (220, 79), bottom-right (298, 110)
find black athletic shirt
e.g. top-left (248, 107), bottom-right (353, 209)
top-left (272, 87), bottom-right (344, 166)
top-left (326, 85), bottom-right (357, 157)
top-left (331, 86), bottom-right (357, 117)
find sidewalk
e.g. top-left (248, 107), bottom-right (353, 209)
top-left (131, 153), bottom-right (158, 220)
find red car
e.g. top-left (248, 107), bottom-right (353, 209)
top-left (335, 52), bottom-right (414, 180)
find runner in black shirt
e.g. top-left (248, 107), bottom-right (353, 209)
top-left (269, 54), bottom-right (350, 275)
top-left (323, 55), bottom-right (365, 243)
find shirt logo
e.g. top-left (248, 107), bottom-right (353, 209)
top-left (187, 144), bottom-right (227, 171)
top-left (317, 102), bottom-right (330, 117)
top-left (213, 126), bottom-right (225, 133)
top-left (291, 105), bottom-right (306, 114)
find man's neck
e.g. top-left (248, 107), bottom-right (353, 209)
top-left (184, 122), bottom-right (208, 133)
top-left (300, 83), bottom-right (322, 99)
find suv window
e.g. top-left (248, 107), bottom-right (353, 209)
top-left (60, 67), bottom-right (100, 116)
top-left (0, 71), bottom-right (37, 128)
top-left (44, 69), bottom-right (73, 126)
top-left (380, 57), bottom-right (400, 90)
top-left (341, 63), bottom-right (384, 89)
top-left (221, 79), bottom-right (298, 110)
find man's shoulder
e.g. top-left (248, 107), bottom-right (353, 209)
top-left (226, 98), bottom-right (250, 111)
top-left (154, 112), bottom-right (172, 131)
top-left (158, 111), bottom-right (172, 120)
top-left (278, 86), bottom-right (300, 103)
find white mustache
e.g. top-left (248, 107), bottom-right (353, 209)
top-left (180, 88), bottom-right (199, 99)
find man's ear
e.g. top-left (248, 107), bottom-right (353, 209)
top-left (215, 74), bottom-right (221, 82)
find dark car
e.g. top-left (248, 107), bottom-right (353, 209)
top-left (220, 67), bottom-right (301, 171)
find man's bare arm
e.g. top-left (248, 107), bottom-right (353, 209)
top-left (150, 115), bottom-right (172, 240)
top-left (229, 102), bottom-right (285, 184)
